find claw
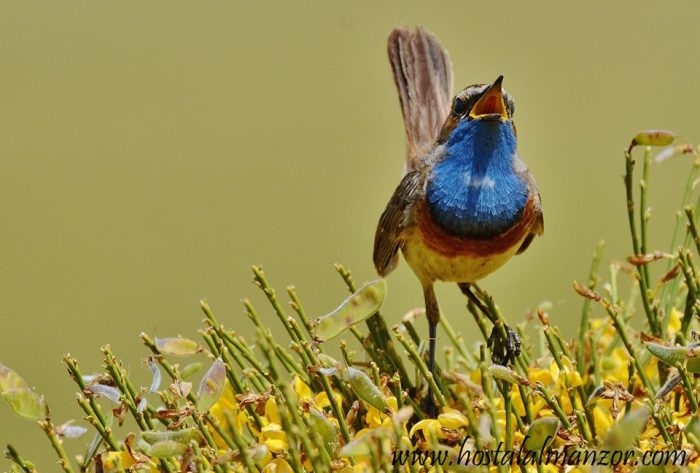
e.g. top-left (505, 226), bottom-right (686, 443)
top-left (489, 325), bottom-right (521, 365)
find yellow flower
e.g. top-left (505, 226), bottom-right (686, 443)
top-left (550, 356), bottom-right (583, 389)
top-left (409, 418), bottom-right (442, 439)
top-left (100, 451), bottom-right (157, 473)
top-left (264, 438), bottom-right (288, 454)
top-left (261, 458), bottom-right (293, 473)
top-left (668, 307), bottom-right (682, 336)
top-left (470, 367), bottom-right (482, 385)
top-left (600, 347), bottom-right (629, 385)
top-left (265, 397), bottom-right (281, 425)
top-left (261, 423), bottom-right (288, 442)
top-left (592, 405), bottom-right (613, 438)
top-left (437, 407), bottom-right (468, 429)
top-left (209, 380), bottom-right (244, 448)
top-left (511, 385), bottom-right (547, 418)
top-left (528, 366), bottom-right (553, 386)
top-left (363, 396), bottom-right (397, 428)
top-left (314, 389), bottom-right (343, 411)
top-left (293, 375), bottom-right (312, 401)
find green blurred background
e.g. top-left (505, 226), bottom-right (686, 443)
top-left (1, 1), bottom-right (699, 468)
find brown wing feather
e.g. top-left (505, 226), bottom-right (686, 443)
top-left (517, 172), bottom-right (544, 255)
top-left (388, 27), bottom-right (453, 171)
top-left (373, 171), bottom-right (421, 276)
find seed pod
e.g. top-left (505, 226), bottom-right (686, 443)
top-left (309, 408), bottom-right (337, 455)
top-left (687, 357), bottom-right (700, 373)
top-left (317, 353), bottom-right (339, 368)
top-left (685, 415), bottom-right (700, 439)
top-left (489, 365), bottom-right (532, 387)
top-left (339, 428), bottom-right (391, 457)
top-left (523, 417), bottom-right (559, 451)
top-left (0, 363), bottom-right (48, 421)
top-left (88, 384), bottom-right (122, 404)
top-left (197, 358), bottom-right (226, 412)
top-left (655, 373), bottom-right (681, 399)
top-left (603, 406), bottom-right (649, 450)
top-left (154, 337), bottom-right (200, 356)
top-left (313, 279), bottom-right (386, 342)
top-left (147, 359), bottom-right (161, 393)
top-left (645, 342), bottom-right (688, 366)
top-left (345, 367), bottom-right (388, 411)
top-left (2, 390), bottom-right (47, 421)
top-left (180, 362), bottom-right (202, 379)
top-left (633, 130), bottom-right (676, 147)
top-left (141, 427), bottom-right (202, 445)
top-left (685, 343), bottom-right (700, 373)
top-left (144, 440), bottom-right (188, 457)
top-left (56, 421), bottom-right (88, 439)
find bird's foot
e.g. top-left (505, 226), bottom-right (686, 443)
top-left (487, 324), bottom-right (521, 365)
top-left (423, 390), bottom-right (439, 418)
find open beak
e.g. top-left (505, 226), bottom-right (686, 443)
top-left (469, 75), bottom-right (507, 121)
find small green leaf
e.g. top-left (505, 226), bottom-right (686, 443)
top-left (603, 406), bottom-right (649, 451)
top-left (345, 367), bottom-right (387, 411)
top-left (523, 417), bottom-right (559, 451)
top-left (314, 279), bottom-right (386, 342)
top-left (197, 358), bottom-right (226, 411)
top-left (155, 337), bottom-right (201, 356)
top-left (645, 342), bottom-right (688, 366)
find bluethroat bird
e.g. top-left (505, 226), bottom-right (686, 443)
top-left (373, 27), bottom-right (543, 413)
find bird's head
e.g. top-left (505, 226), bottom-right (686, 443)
top-left (437, 75), bottom-right (516, 143)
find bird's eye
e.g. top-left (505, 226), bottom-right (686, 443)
top-left (453, 98), bottom-right (466, 115)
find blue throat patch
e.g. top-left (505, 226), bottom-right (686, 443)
top-left (426, 119), bottom-right (528, 239)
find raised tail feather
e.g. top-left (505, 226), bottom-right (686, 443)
top-left (387, 27), bottom-right (454, 171)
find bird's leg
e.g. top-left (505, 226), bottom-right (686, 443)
top-left (458, 283), bottom-right (521, 366)
top-left (423, 283), bottom-right (440, 418)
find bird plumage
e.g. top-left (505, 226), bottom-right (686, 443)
top-left (373, 27), bottom-right (543, 415)
top-left (387, 27), bottom-right (453, 172)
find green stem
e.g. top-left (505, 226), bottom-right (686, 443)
top-left (335, 264), bottom-right (413, 388)
top-left (661, 155), bottom-right (700, 322)
top-left (5, 444), bottom-right (37, 473)
top-left (624, 149), bottom-right (660, 336)
top-left (39, 419), bottom-right (74, 473)
top-left (675, 362), bottom-right (699, 412)
top-left (577, 240), bottom-right (605, 373)
top-left (63, 355), bottom-right (119, 450)
top-left (394, 327), bottom-right (447, 409)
